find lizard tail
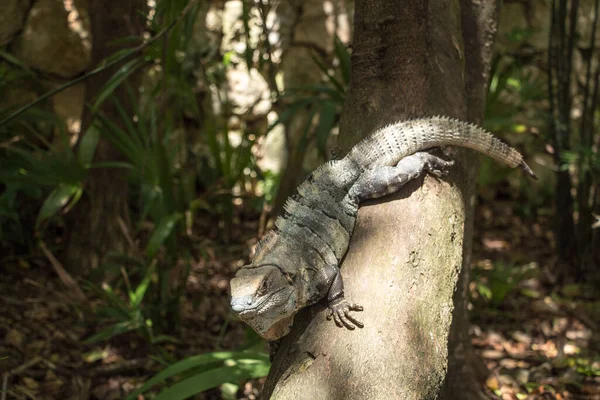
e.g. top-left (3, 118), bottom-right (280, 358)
top-left (346, 116), bottom-right (535, 179)
top-left (520, 160), bottom-right (538, 180)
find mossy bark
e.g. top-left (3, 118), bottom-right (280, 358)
top-left (263, 0), bottom-right (499, 398)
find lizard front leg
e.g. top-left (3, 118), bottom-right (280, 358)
top-left (348, 152), bottom-right (454, 202)
top-left (325, 268), bottom-right (364, 329)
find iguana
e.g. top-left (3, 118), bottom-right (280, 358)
top-left (230, 116), bottom-right (536, 340)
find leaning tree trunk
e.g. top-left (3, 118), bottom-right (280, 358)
top-left (262, 0), bottom-right (498, 398)
top-left (64, 0), bottom-right (146, 275)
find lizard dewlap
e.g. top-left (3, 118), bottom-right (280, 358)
top-left (230, 116), bottom-right (536, 340)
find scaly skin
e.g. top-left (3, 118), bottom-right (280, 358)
top-left (229, 117), bottom-right (536, 340)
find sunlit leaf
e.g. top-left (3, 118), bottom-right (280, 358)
top-left (154, 363), bottom-right (270, 400)
top-left (36, 184), bottom-right (81, 228)
top-left (476, 283), bottom-right (492, 300)
top-left (129, 263), bottom-right (154, 308)
top-left (125, 351), bottom-right (269, 400)
top-left (78, 124), bottom-right (101, 165)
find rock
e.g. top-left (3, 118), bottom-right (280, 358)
top-left (257, 123), bottom-right (286, 173)
top-left (10, 0), bottom-right (91, 78)
top-left (0, 0), bottom-right (32, 46)
top-left (226, 64), bottom-right (271, 117)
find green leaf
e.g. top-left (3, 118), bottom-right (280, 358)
top-left (154, 363), bottom-right (270, 400)
top-left (92, 57), bottom-right (146, 114)
top-left (129, 263), bottom-right (154, 308)
top-left (85, 282), bottom-right (131, 319)
top-left (0, 50), bottom-right (35, 76)
top-left (309, 52), bottom-right (345, 94)
top-left (98, 47), bottom-right (137, 67)
top-left (96, 114), bottom-right (143, 168)
top-left (88, 161), bottom-right (134, 170)
top-left (266, 98), bottom-right (312, 133)
top-left (36, 184), bottom-right (81, 228)
top-left (145, 213), bottom-right (182, 259)
top-left (125, 351), bottom-right (269, 400)
top-left (314, 101), bottom-right (338, 155)
top-left (334, 35), bottom-right (351, 85)
top-left (476, 283), bottom-right (492, 301)
top-left (151, 335), bottom-right (180, 345)
top-left (84, 320), bottom-right (139, 343)
top-left (78, 123), bottom-right (101, 165)
top-left (154, 136), bottom-right (176, 214)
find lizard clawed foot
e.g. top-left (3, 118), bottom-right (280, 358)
top-left (326, 299), bottom-right (364, 330)
top-left (425, 157), bottom-right (454, 177)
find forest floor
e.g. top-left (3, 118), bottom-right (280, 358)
top-left (0, 196), bottom-right (599, 400)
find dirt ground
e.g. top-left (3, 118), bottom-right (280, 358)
top-left (0, 197), bottom-right (598, 399)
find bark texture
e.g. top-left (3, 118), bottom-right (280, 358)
top-left (64, 0), bottom-right (146, 275)
top-left (263, 0), bottom-right (498, 398)
top-left (440, 2), bottom-right (499, 399)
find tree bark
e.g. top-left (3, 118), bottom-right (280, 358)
top-left (263, 0), bottom-right (498, 398)
top-left (440, 1), bottom-right (499, 399)
top-left (64, 0), bottom-right (146, 275)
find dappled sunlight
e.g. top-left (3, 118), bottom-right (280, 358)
top-left (1, 0), bottom-right (599, 398)
top-left (62, 0), bottom-right (91, 53)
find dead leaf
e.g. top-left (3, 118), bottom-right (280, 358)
top-left (486, 376), bottom-right (500, 391)
top-left (22, 376), bottom-right (39, 390)
top-left (6, 328), bottom-right (24, 349)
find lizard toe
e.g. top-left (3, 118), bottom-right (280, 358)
top-left (328, 300), bottom-right (364, 330)
top-left (332, 311), bottom-right (344, 327)
top-left (338, 312), bottom-right (356, 330)
top-left (343, 309), bottom-right (364, 328)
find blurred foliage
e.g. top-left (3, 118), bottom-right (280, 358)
top-left (1, 1), bottom-right (271, 395)
top-left (270, 36), bottom-right (350, 159)
top-left (472, 262), bottom-right (540, 308)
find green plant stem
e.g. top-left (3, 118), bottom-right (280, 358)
top-left (0, 0), bottom-right (200, 128)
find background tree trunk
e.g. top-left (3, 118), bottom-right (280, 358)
top-left (263, 0), bottom-right (498, 398)
top-left (273, 0), bottom-right (341, 214)
top-left (64, 0), bottom-right (146, 275)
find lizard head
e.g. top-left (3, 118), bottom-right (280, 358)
top-left (230, 264), bottom-right (298, 340)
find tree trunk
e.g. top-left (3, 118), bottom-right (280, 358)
top-left (262, 0), bottom-right (498, 398)
top-left (64, 0), bottom-right (146, 275)
top-left (440, 1), bottom-right (499, 399)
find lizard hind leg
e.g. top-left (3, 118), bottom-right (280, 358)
top-left (347, 152), bottom-right (454, 202)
